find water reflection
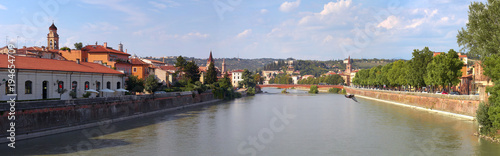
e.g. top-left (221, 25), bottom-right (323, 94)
top-left (1, 88), bottom-right (499, 156)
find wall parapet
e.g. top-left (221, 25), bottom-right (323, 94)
top-left (346, 87), bottom-right (480, 117)
top-left (0, 91), bottom-right (216, 142)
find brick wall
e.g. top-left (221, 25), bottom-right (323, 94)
top-left (346, 88), bottom-right (480, 117)
top-left (0, 91), bottom-right (215, 138)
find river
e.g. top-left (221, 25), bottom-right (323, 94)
top-left (2, 88), bottom-right (500, 155)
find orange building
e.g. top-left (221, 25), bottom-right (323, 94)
top-left (130, 57), bottom-right (151, 80)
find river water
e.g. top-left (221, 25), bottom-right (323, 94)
top-left (2, 88), bottom-right (500, 156)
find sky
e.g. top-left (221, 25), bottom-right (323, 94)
top-left (0, 0), bottom-right (487, 60)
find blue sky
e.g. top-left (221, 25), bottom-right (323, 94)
top-left (0, 0), bottom-right (486, 60)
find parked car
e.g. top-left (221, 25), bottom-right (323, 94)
top-left (449, 92), bottom-right (460, 95)
top-left (435, 91), bottom-right (442, 94)
top-left (442, 91), bottom-right (448, 95)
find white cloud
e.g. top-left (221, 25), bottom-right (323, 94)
top-left (149, 0), bottom-right (180, 9)
top-left (279, 0), bottom-right (301, 13)
top-left (81, 0), bottom-right (149, 23)
top-left (377, 15), bottom-right (399, 29)
top-left (182, 32), bottom-right (209, 40)
top-left (322, 35), bottom-right (334, 44)
top-left (298, 0), bottom-right (353, 25)
top-left (237, 29), bottom-right (252, 38)
top-left (260, 9), bottom-right (268, 14)
top-left (0, 4), bottom-right (7, 10)
top-left (149, 1), bottom-right (167, 9)
top-left (404, 9), bottom-right (438, 29)
top-left (319, 0), bottom-right (351, 16)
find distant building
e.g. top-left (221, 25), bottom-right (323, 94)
top-left (232, 70), bottom-right (244, 87)
top-left (130, 57), bottom-right (151, 79)
top-left (0, 55), bottom-right (125, 101)
top-left (342, 56), bottom-right (352, 86)
top-left (47, 22), bottom-right (59, 50)
top-left (302, 75), bottom-right (314, 80)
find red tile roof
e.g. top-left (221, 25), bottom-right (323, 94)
top-left (82, 45), bottom-right (130, 56)
top-left (17, 46), bottom-right (60, 53)
top-left (144, 59), bottom-right (165, 64)
top-left (233, 69), bottom-right (244, 72)
top-left (160, 65), bottom-right (178, 71)
top-left (459, 55), bottom-right (467, 58)
top-left (0, 54), bottom-right (123, 74)
top-left (130, 58), bottom-right (149, 65)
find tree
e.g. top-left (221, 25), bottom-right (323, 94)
top-left (219, 73), bottom-right (232, 89)
top-left (388, 60), bottom-right (408, 90)
top-left (175, 56), bottom-right (188, 69)
top-left (239, 69), bottom-right (256, 88)
top-left (457, 0), bottom-right (500, 58)
top-left (74, 42), bottom-right (83, 50)
top-left (183, 60), bottom-right (200, 83)
top-left (407, 47), bottom-right (434, 89)
top-left (458, 1), bottom-right (500, 136)
top-left (205, 62), bottom-right (217, 84)
top-left (254, 73), bottom-right (263, 85)
top-left (60, 47), bottom-right (71, 52)
top-left (126, 75), bottom-right (144, 93)
top-left (425, 50), bottom-right (463, 91)
top-left (144, 75), bottom-right (160, 93)
top-left (309, 85), bottom-right (319, 94)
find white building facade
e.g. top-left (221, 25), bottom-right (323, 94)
top-left (0, 55), bottom-right (125, 101)
top-left (231, 70), bottom-right (244, 88)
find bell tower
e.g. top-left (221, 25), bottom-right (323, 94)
top-left (47, 22), bottom-right (59, 50)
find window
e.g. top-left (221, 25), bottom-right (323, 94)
top-left (25, 81), bottom-right (32, 94)
top-left (96, 82), bottom-right (100, 91)
top-left (133, 67), bottom-right (137, 72)
top-left (117, 82), bottom-right (121, 89)
top-left (5, 82), bottom-right (13, 95)
top-left (72, 81), bottom-right (77, 91)
top-left (58, 81), bottom-right (64, 93)
top-left (85, 81), bottom-right (90, 90)
top-left (107, 81), bottom-right (111, 89)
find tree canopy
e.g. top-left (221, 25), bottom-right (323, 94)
top-left (205, 62), bottom-right (217, 84)
top-left (74, 42), bottom-right (83, 50)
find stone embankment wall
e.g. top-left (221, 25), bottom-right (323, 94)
top-left (346, 88), bottom-right (480, 117)
top-left (0, 91), bottom-right (215, 142)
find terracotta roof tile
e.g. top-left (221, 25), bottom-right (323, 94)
top-left (233, 69), bottom-right (244, 72)
top-left (130, 58), bottom-right (149, 65)
top-left (160, 65), bottom-right (178, 71)
top-left (0, 54), bottom-right (123, 74)
top-left (83, 45), bottom-right (130, 56)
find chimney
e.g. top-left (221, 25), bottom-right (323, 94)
top-left (126, 49), bottom-right (128, 53)
top-left (104, 42), bottom-right (107, 48)
top-left (76, 59), bottom-right (80, 64)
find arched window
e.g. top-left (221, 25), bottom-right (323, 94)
top-left (117, 82), bottom-right (121, 89)
top-left (107, 81), bottom-right (111, 89)
top-left (58, 81), bottom-right (64, 93)
top-left (25, 81), bottom-right (32, 94)
top-left (85, 81), bottom-right (90, 90)
top-left (96, 82), bottom-right (100, 91)
top-left (72, 81), bottom-right (77, 91)
top-left (5, 81), bottom-right (13, 95)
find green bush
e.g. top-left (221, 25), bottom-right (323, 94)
top-left (477, 102), bottom-right (493, 135)
top-left (341, 89), bottom-right (347, 95)
top-left (281, 89), bottom-right (289, 94)
top-left (247, 87), bottom-right (255, 96)
top-left (309, 85), bottom-right (319, 94)
top-left (328, 88), bottom-right (341, 94)
top-left (82, 92), bottom-right (91, 98)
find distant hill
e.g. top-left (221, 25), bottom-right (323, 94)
top-left (144, 56), bottom-right (403, 74)
top-left (144, 56), bottom-right (282, 72)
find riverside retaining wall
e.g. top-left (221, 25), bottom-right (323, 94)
top-left (0, 91), bottom-right (215, 142)
top-left (345, 87), bottom-right (480, 117)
